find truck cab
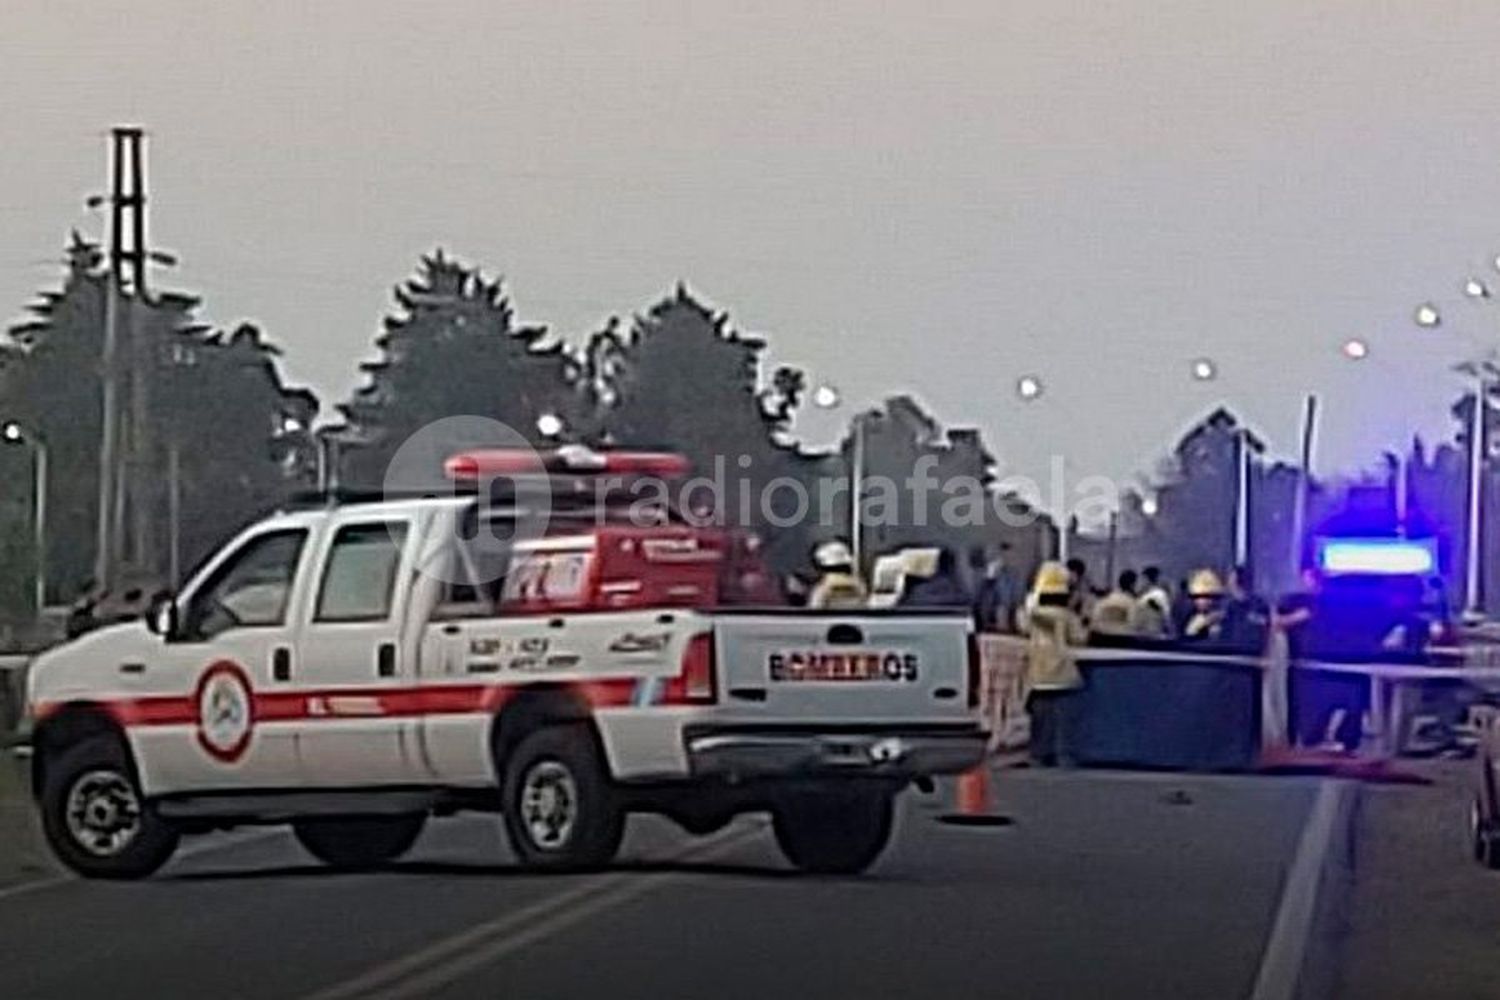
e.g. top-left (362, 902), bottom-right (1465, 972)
top-left (27, 451), bottom-right (985, 879)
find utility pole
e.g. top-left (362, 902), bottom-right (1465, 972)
top-left (125, 129), bottom-right (154, 578)
top-left (93, 127), bottom-right (149, 593)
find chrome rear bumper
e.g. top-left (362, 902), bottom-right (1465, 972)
top-left (685, 727), bottom-right (986, 780)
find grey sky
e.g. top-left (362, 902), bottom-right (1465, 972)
top-left (5, 1), bottom-right (1500, 505)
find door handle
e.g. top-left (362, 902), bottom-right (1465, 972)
top-left (377, 642), bottom-right (397, 678)
top-left (272, 647), bottom-right (292, 682)
top-left (119, 662), bottom-right (145, 675)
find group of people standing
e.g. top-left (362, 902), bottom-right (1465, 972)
top-left (1064, 561), bottom-right (1270, 651)
top-left (800, 535), bottom-right (1459, 766)
top-left (802, 540), bottom-right (993, 611)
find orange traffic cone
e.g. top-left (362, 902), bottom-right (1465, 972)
top-left (940, 763), bottom-right (1012, 827)
top-left (956, 766), bottom-right (992, 815)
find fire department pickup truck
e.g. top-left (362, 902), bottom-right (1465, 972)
top-left (26, 450), bottom-right (985, 879)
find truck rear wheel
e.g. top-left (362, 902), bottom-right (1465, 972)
top-left (501, 724), bottom-right (623, 870)
top-left (293, 815), bottom-right (426, 870)
top-left (772, 788), bottom-right (895, 875)
top-left (40, 736), bottom-right (179, 880)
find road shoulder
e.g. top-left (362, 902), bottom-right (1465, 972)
top-left (0, 749), bottom-right (59, 892)
top-left (1336, 760), bottom-right (1500, 1000)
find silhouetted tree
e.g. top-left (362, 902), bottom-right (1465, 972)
top-left (1, 234), bottom-right (316, 608)
top-left (594, 286), bottom-right (821, 571)
top-left (600, 286), bottom-right (786, 467)
top-left (339, 251), bottom-right (582, 484)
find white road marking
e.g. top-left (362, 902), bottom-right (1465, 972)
top-left (304, 820), bottom-right (769, 1000)
top-left (1249, 779), bottom-right (1355, 1000)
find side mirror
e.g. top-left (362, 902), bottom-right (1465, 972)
top-left (145, 591), bottom-right (179, 639)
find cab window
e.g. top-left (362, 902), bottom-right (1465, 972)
top-left (181, 529), bottom-right (308, 639)
top-left (315, 522), bottom-right (409, 623)
top-left (434, 538), bottom-right (511, 620)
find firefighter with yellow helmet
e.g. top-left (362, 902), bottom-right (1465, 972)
top-left (1182, 569), bottom-right (1228, 641)
top-left (1021, 561), bottom-right (1088, 766)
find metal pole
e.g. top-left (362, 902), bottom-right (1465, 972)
top-left (1235, 429), bottom-right (1249, 567)
top-left (110, 294), bottom-right (131, 575)
top-left (1104, 510), bottom-right (1119, 583)
top-left (94, 135), bottom-right (123, 590)
top-left (1288, 395), bottom-right (1318, 588)
top-left (126, 131), bottom-right (152, 577)
top-left (1395, 452), bottom-right (1408, 531)
top-left (95, 269), bottom-right (121, 588)
top-left (850, 415), bottom-right (864, 571)
top-left (167, 437), bottom-right (181, 588)
top-left (34, 441), bottom-right (47, 614)
top-left (1466, 370), bottom-right (1485, 616)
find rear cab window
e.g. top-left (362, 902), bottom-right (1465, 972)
top-left (314, 521), bottom-right (411, 623)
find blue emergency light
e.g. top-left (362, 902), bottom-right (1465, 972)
top-left (1314, 537), bottom-right (1436, 576)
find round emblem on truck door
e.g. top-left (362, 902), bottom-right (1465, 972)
top-left (195, 660), bottom-right (255, 763)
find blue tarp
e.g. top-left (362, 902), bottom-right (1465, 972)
top-left (1071, 656), bottom-right (1262, 772)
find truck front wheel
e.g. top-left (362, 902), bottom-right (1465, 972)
top-left (293, 815), bottom-right (427, 870)
top-left (501, 724), bottom-right (623, 870)
top-left (772, 788), bottom-right (895, 875)
top-left (40, 736), bottom-right (180, 879)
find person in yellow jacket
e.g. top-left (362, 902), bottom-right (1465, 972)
top-left (806, 540), bottom-right (868, 609)
top-left (1022, 561), bottom-right (1088, 766)
top-left (1182, 569), bottom-right (1228, 641)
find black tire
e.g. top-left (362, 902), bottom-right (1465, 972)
top-left (293, 815), bottom-right (426, 870)
top-left (772, 787), bottom-right (895, 875)
top-left (501, 724), bottom-right (623, 870)
top-left (40, 736), bottom-right (179, 880)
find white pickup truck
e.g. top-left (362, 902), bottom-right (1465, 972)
top-left (26, 486), bottom-right (984, 879)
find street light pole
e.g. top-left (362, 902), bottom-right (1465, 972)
top-left (167, 436), bottom-right (181, 588)
top-left (810, 383), bottom-right (867, 569)
top-left (1288, 394), bottom-right (1318, 585)
top-left (4, 422), bottom-right (48, 614)
top-left (1462, 363), bottom-right (1488, 617)
top-left (34, 438), bottom-right (47, 613)
top-left (851, 413), bottom-right (865, 570)
top-left (1420, 295), bottom-right (1498, 618)
top-left (1235, 429), bottom-right (1250, 567)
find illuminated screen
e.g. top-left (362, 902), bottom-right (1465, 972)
top-left (1315, 538), bottom-right (1437, 576)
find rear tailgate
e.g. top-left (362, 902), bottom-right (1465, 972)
top-left (711, 611), bottom-right (974, 724)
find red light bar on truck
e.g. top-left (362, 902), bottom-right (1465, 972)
top-left (445, 446), bottom-right (692, 481)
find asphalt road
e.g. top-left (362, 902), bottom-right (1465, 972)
top-left (1337, 759), bottom-right (1500, 1000)
top-left (0, 769), bottom-right (1317, 1000)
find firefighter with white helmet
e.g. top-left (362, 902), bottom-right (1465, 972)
top-left (807, 539), bottom-right (869, 609)
top-left (1022, 561), bottom-right (1088, 766)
